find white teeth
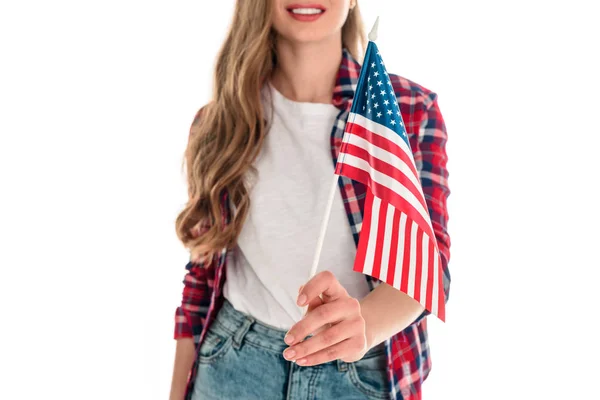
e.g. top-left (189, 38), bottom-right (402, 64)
top-left (290, 8), bottom-right (323, 15)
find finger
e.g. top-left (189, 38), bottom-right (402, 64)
top-left (284, 318), bottom-right (360, 362)
top-left (300, 296), bottom-right (326, 334)
top-left (297, 270), bottom-right (348, 307)
top-left (294, 335), bottom-right (366, 367)
top-left (298, 283), bottom-right (321, 317)
top-left (304, 296), bottom-right (328, 337)
top-left (305, 295), bottom-right (324, 315)
top-left (286, 297), bottom-right (359, 346)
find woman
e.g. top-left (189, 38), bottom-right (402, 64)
top-left (170, 1), bottom-right (451, 399)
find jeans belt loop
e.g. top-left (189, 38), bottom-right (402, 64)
top-left (337, 358), bottom-right (349, 372)
top-left (232, 315), bottom-right (254, 350)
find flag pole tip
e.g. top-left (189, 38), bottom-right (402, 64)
top-left (368, 16), bottom-right (380, 41)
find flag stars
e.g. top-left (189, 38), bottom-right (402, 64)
top-left (377, 80), bottom-right (383, 86)
top-left (371, 62), bottom-right (376, 68)
top-left (368, 108), bottom-right (372, 114)
top-left (391, 120), bottom-right (396, 126)
top-left (373, 71), bottom-right (379, 77)
top-left (380, 90), bottom-right (387, 96)
top-left (369, 85), bottom-right (373, 91)
top-left (376, 112), bottom-right (382, 118)
top-left (371, 94), bottom-right (376, 99)
top-left (387, 109), bottom-right (393, 115)
top-left (373, 102), bottom-right (379, 109)
top-left (383, 99), bottom-right (390, 106)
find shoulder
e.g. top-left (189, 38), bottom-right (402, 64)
top-left (387, 72), bottom-right (438, 111)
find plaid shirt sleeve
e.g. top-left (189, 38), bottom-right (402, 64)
top-left (412, 91), bottom-right (451, 323)
top-left (174, 257), bottom-right (217, 342)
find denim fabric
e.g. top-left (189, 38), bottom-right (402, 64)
top-left (191, 298), bottom-right (390, 400)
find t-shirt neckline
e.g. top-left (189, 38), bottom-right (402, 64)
top-left (267, 83), bottom-right (338, 117)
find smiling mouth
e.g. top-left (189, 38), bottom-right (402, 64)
top-left (286, 4), bottom-right (326, 21)
top-left (287, 7), bottom-right (325, 15)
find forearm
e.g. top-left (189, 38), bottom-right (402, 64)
top-left (359, 283), bottom-right (425, 350)
top-left (169, 338), bottom-right (195, 400)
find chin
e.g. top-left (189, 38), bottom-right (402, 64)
top-left (279, 28), bottom-right (336, 46)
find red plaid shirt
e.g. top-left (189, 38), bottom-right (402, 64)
top-left (175, 49), bottom-right (451, 400)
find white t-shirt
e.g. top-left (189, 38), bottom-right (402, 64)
top-left (223, 83), bottom-right (370, 329)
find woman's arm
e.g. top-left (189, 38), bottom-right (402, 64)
top-left (359, 283), bottom-right (425, 349)
top-left (416, 91), bottom-right (451, 308)
top-left (169, 259), bottom-right (217, 400)
top-left (169, 338), bottom-right (195, 400)
top-left (170, 106), bottom-right (215, 399)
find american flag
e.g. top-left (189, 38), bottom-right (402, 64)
top-left (335, 42), bottom-right (446, 321)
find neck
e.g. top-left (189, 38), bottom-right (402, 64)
top-left (270, 36), bottom-right (343, 104)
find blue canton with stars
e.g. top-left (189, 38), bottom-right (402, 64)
top-left (350, 41), bottom-right (409, 145)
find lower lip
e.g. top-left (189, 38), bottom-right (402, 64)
top-left (287, 10), bottom-right (325, 22)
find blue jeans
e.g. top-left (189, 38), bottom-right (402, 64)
top-left (191, 298), bottom-right (390, 400)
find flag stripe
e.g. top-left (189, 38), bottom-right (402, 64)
top-left (414, 228), bottom-right (423, 301)
top-left (342, 141), bottom-right (427, 211)
top-left (395, 213), bottom-right (408, 291)
top-left (431, 251), bottom-right (439, 317)
top-left (344, 121), bottom-right (419, 180)
top-left (426, 238), bottom-right (435, 312)
top-left (354, 190), bottom-right (374, 275)
top-left (362, 195), bottom-right (381, 276)
top-left (337, 155), bottom-right (431, 235)
top-left (406, 221), bottom-right (417, 297)
top-left (399, 214), bottom-right (411, 293)
top-left (378, 203), bottom-right (395, 284)
top-left (437, 254), bottom-right (445, 321)
top-left (419, 233), bottom-right (429, 305)
top-left (335, 164), bottom-right (437, 245)
top-left (347, 113), bottom-right (415, 168)
top-left (386, 209), bottom-right (401, 286)
top-left (372, 199), bottom-right (388, 280)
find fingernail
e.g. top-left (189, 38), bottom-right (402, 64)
top-left (296, 358), bottom-right (307, 365)
top-left (284, 334), bottom-right (294, 345)
top-left (298, 285), bottom-right (304, 294)
top-left (297, 293), bottom-right (307, 306)
top-left (283, 348), bottom-right (296, 359)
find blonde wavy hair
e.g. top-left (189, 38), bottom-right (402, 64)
top-left (176, 1), bottom-right (366, 262)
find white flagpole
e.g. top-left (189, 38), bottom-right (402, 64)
top-left (300, 17), bottom-right (381, 317)
top-left (308, 174), bottom-right (341, 281)
top-left (368, 16), bottom-right (379, 41)
top-left (299, 173), bottom-right (339, 318)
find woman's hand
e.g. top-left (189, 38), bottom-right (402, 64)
top-left (282, 270), bottom-right (369, 366)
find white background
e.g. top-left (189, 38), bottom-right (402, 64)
top-left (1, 1), bottom-right (599, 399)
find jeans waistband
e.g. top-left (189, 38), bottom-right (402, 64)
top-left (213, 298), bottom-right (387, 359)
